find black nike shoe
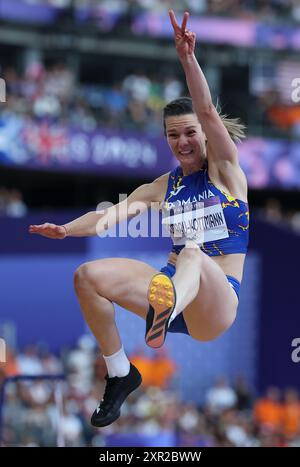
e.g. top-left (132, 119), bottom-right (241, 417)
top-left (91, 363), bottom-right (142, 427)
top-left (145, 273), bottom-right (176, 349)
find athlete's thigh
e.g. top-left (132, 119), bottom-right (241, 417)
top-left (183, 254), bottom-right (239, 340)
top-left (84, 257), bottom-right (158, 319)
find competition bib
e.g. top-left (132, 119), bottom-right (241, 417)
top-left (162, 196), bottom-right (229, 245)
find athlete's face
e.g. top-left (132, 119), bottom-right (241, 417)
top-left (165, 113), bottom-right (206, 169)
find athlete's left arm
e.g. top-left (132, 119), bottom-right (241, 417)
top-left (183, 56), bottom-right (241, 169)
top-left (170, 10), bottom-right (239, 168)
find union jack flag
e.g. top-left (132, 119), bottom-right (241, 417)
top-left (22, 121), bottom-right (68, 165)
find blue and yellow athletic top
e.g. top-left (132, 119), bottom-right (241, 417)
top-left (162, 164), bottom-right (249, 257)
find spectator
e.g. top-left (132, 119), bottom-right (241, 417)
top-left (281, 388), bottom-right (300, 438)
top-left (253, 386), bottom-right (283, 432)
top-left (233, 375), bottom-right (254, 411)
top-left (130, 347), bottom-right (154, 387)
top-left (205, 376), bottom-right (238, 415)
top-left (6, 189), bottom-right (28, 218)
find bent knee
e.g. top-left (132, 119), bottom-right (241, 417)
top-left (74, 262), bottom-right (98, 293)
top-left (189, 308), bottom-right (237, 342)
top-left (179, 243), bottom-right (203, 265)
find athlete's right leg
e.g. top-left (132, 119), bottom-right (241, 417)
top-left (74, 257), bottom-right (158, 354)
top-left (73, 257), bottom-right (158, 427)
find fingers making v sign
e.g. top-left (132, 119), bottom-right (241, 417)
top-left (169, 10), bottom-right (196, 58)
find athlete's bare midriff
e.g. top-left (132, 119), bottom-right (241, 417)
top-left (167, 250), bottom-right (246, 283)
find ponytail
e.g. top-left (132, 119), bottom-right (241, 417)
top-left (216, 101), bottom-right (246, 143)
top-left (220, 114), bottom-right (246, 143)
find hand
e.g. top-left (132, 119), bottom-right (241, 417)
top-left (28, 223), bottom-right (67, 239)
top-left (169, 10), bottom-right (196, 59)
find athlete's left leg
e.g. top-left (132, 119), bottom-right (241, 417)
top-left (145, 240), bottom-right (238, 347)
top-left (173, 241), bottom-right (239, 341)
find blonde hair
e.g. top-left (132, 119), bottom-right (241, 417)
top-left (216, 101), bottom-right (246, 143)
top-left (219, 114), bottom-right (246, 143)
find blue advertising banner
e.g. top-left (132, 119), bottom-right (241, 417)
top-left (0, 115), bottom-right (300, 189)
top-left (238, 137), bottom-right (300, 189)
top-left (0, 116), bottom-right (174, 177)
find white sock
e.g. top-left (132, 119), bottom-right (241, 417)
top-left (103, 346), bottom-right (130, 378)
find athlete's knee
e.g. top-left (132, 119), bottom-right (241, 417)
top-left (74, 262), bottom-right (98, 294)
top-left (179, 242), bottom-right (203, 266)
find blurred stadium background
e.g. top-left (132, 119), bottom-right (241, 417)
top-left (0, 0), bottom-right (300, 448)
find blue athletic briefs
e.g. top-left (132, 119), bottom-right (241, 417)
top-left (160, 263), bottom-right (240, 336)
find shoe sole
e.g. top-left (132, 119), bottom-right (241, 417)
top-left (91, 409), bottom-right (121, 428)
top-left (145, 273), bottom-right (176, 349)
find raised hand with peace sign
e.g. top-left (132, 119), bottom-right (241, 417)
top-left (169, 10), bottom-right (196, 60)
top-left (168, 9), bottom-right (247, 200)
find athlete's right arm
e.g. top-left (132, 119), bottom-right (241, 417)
top-left (28, 173), bottom-right (169, 239)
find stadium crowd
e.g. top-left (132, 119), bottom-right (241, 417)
top-left (1, 63), bottom-right (183, 136)
top-left (1, 338), bottom-right (300, 447)
top-left (1, 60), bottom-right (299, 139)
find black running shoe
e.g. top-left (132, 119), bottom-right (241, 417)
top-left (145, 273), bottom-right (176, 349)
top-left (91, 363), bottom-right (142, 427)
